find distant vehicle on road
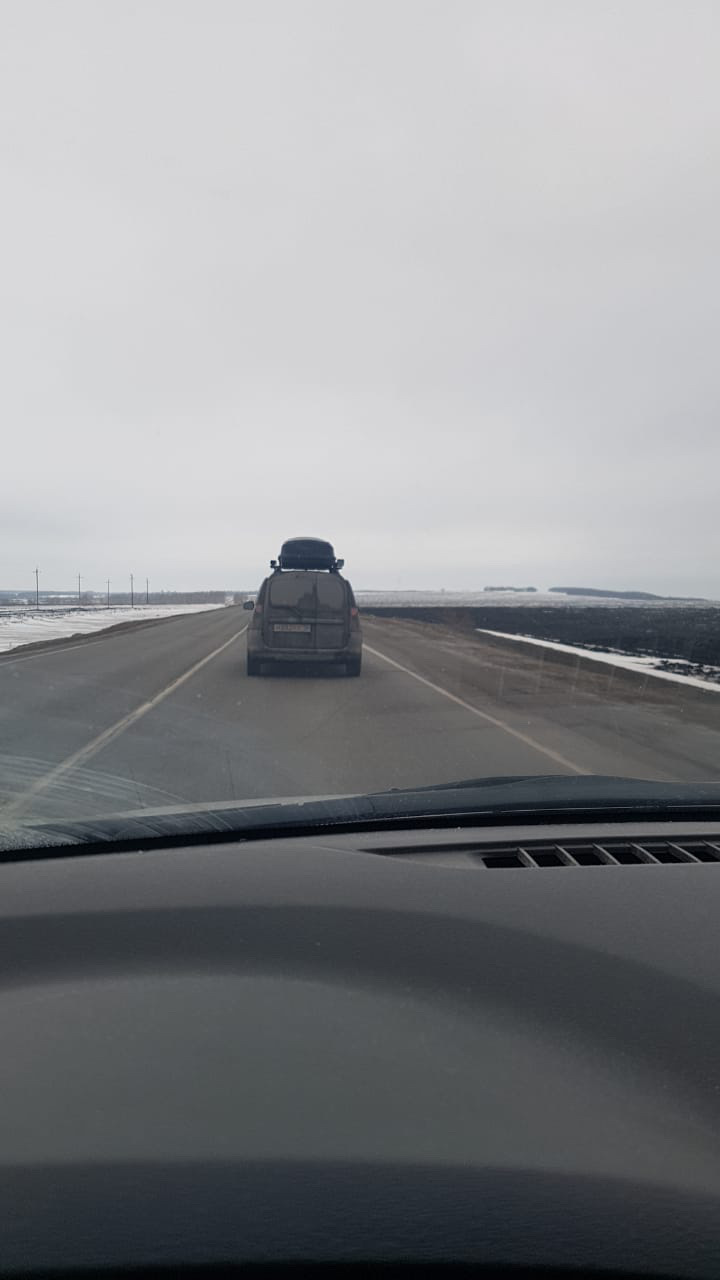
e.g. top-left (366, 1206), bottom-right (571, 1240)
top-left (245, 538), bottom-right (362, 676)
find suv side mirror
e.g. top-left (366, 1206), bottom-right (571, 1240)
top-left (243, 600), bottom-right (255, 611)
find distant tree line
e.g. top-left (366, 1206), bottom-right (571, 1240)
top-left (549, 586), bottom-right (708, 602)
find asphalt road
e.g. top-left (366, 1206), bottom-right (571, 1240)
top-left (1, 606), bottom-right (719, 822)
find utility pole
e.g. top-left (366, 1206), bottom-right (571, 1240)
top-left (35, 567), bottom-right (39, 611)
top-left (146, 577), bottom-right (149, 605)
top-left (77, 573), bottom-right (82, 605)
top-left (107, 579), bottom-right (110, 609)
top-left (130, 573), bottom-right (134, 608)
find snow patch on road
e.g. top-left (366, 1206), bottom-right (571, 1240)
top-left (0, 604), bottom-right (222, 654)
top-left (477, 629), bottom-right (720, 694)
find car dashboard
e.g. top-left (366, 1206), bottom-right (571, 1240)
top-left (1, 818), bottom-right (720, 1278)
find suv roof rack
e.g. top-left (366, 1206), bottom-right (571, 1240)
top-left (272, 537), bottom-right (344, 573)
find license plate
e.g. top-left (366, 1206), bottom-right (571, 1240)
top-left (273, 623), bottom-right (311, 633)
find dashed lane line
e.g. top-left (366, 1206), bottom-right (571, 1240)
top-left (2, 626), bottom-right (248, 817)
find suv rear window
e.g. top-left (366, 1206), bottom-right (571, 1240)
top-left (268, 573), bottom-right (347, 614)
top-left (268, 575), bottom-right (316, 609)
top-left (316, 575), bottom-right (347, 612)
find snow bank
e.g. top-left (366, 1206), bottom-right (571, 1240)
top-left (478, 629), bottom-right (720, 694)
top-left (0, 604), bottom-right (222, 655)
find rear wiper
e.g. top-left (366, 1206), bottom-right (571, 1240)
top-left (280, 601), bottom-right (314, 618)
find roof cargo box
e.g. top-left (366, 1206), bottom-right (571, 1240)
top-left (278, 538), bottom-right (337, 570)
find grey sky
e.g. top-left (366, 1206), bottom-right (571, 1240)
top-left (2, 0), bottom-right (719, 594)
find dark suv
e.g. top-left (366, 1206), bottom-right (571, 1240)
top-left (245, 539), bottom-right (362, 677)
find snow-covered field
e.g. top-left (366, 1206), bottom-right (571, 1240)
top-left (0, 604), bottom-right (223, 654)
top-left (478, 629), bottom-right (720, 695)
top-left (355, 589), bottom-right (718, 608)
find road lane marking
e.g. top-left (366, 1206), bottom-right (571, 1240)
top-left (364, 644), bottom-right (587, 775)
top-left (2, 626), bottom-right (248, 817)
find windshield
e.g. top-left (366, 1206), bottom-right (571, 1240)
top-left (2, 1), bottom-right (719, 833)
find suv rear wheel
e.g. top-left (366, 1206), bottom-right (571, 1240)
top-left (346, 655), bottom-right (362, 677)
top-left (246, 655), bottom-right (262, 676)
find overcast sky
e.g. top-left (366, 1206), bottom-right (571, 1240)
top-left (2, 1), bottom-right (719, 594)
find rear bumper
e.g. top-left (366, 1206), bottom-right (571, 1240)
top-left (247, 635), bottom-right (362, 664)
top-left (251, 650), bottom-right (357, 665)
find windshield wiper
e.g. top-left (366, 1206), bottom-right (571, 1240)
top-left (2, 776), bottom-right (720, 860)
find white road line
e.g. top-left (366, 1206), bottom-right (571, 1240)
top-left (364, 643), bottom-right (587, 775)
top-left (2, 626), bottom-right (248, 817)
